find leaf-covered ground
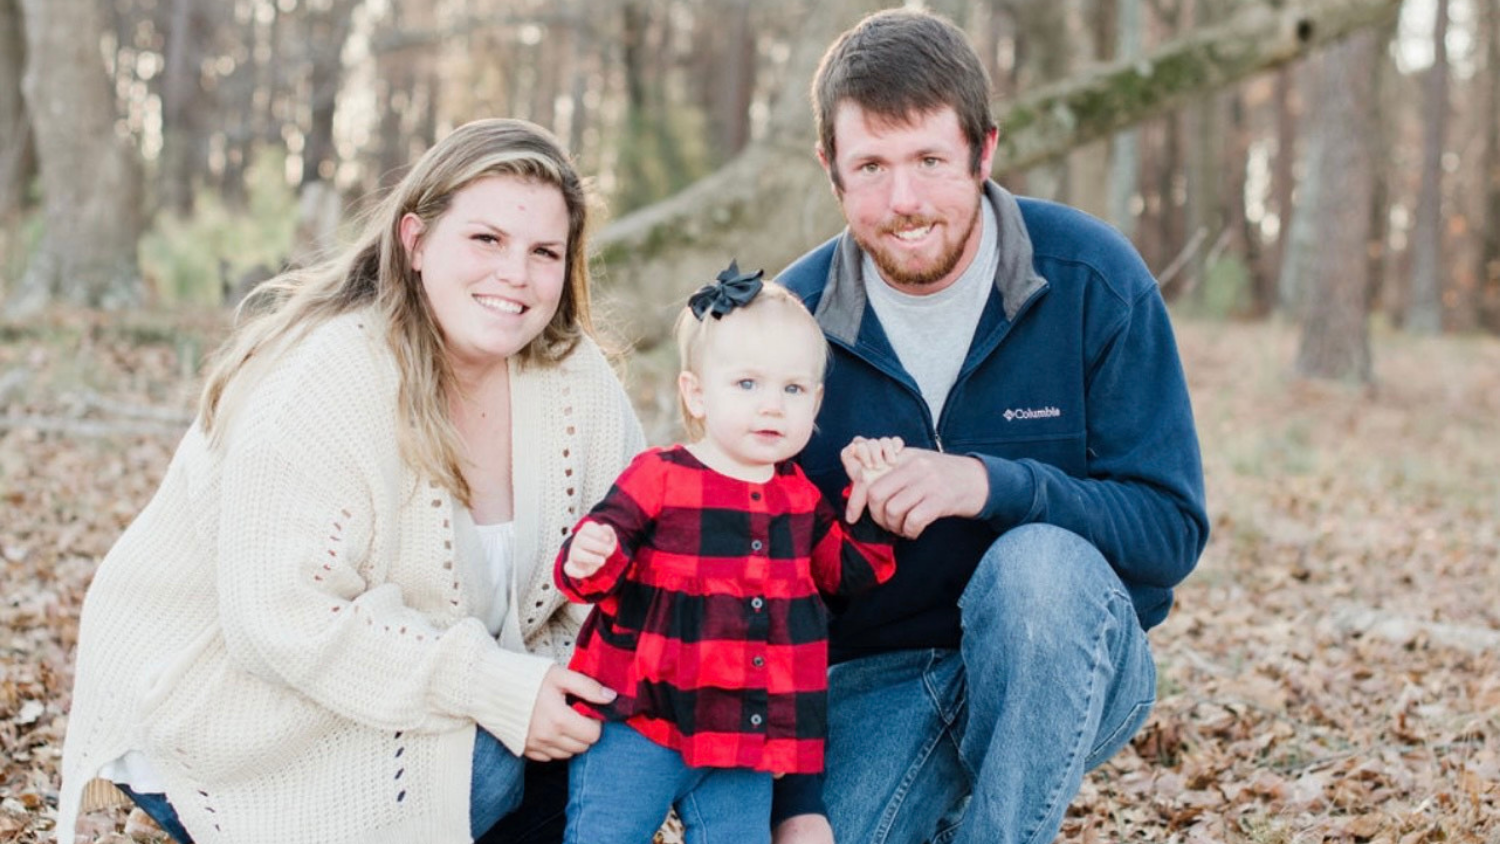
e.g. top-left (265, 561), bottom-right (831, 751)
top-left (1, 310), bottom-right (1496, 844)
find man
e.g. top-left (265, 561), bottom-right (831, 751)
top-left (770, 9), bottom-right (1209, 844)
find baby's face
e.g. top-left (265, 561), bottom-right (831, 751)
top-left (683, 310), bottom-right (824, 474)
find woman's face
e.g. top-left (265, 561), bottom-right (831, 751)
top-left (400, 174), bottom-right (570, 378)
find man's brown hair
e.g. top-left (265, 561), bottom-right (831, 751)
top-left (812, 8), bottom-right (996, 188)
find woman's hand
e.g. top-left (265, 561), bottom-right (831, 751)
top-left (561, 521), bottom-right (618, 579)
top-left (524, 665), bottom-right (615, 761)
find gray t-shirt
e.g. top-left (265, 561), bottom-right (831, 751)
top-left (863, 197), bottom-right (998, 424)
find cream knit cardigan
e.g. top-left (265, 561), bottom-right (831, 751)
top-left (56, 311), bottom-right (644, 844)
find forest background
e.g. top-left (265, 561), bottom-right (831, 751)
top-left (1, 0), bottom-right (1498, 842)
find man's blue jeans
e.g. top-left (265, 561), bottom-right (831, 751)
top-left (566, 720), bottom-right (772, 844)
top-left (820, 524), bottom-right (1158, 844)
top-left (121, 727), bottom-right (544, 843)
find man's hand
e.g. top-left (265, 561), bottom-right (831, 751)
top-left (561, 521), bottom-right (617, 579)
top-left (846, 447), bottom-right (988, 538)
top-left (523, 665), bottom-right (615, 761)
top-left (772, 814), bottom-right (835, 844)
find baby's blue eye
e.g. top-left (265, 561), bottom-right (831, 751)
top-left (785, 384), bottom-right (804, 395)
top-left (736, 379), bottom-right (756, 390)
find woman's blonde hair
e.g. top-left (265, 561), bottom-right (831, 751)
top-left (198, 118), bottom-right (595, 506)
top-left (673, 281), bottom-right (828, 441)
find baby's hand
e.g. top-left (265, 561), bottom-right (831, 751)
top-left (840, 436), bottom-right (905, 484)
top-left (562, 521), bottom-right (618, 579)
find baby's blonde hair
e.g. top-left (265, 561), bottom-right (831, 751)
top-left (673, 281), bottom-right (828, 441)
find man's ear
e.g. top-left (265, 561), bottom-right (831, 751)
top-left (816, 143), bottom-right (840, 195)
top-left (678, 370), bottom-right (706, 421)
top-left (978, 127), bottom-right (999, 178)
top-left (399, 213), bottom-right (425, 272)
top-left (822, 145), bottom-right (846, 199)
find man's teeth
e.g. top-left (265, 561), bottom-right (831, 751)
top-left (894, 225), bottom-right (932, 241)
top-left (475, 295), bottom-right (523, 314)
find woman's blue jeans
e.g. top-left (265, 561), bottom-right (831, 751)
top-left (120, 727), bottom-right (554, 843)
top-left (819, 524), bottom-right (1159, 844)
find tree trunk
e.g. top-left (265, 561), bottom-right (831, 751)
top-left (1278, 86), bottom-right (1320, 320)
top-left (1364, 23), bottom-right (1397, 323)
top-left (566, 11), bottom-right (593, 160)
top-left (10, 0), bottom-right (144, 315)
top-left (594, 0), bottom-right (1404, 349)
top-left (1183, 0), bottom-right (1234, 304)
top-left (694, 0), bottom-right (755, 163)
top-left (372, 0), bottom-right (415, 192)
top-left (1295, 30), bottom-right (1377, 383)
top-left (291, 0), bottom-right (358, 263)
top-left (1480, 0), bottom-right (1500, 333)
top-left (1260, 64), bottom-right (1297, 314)
top-left (216, 28), bottom-right (256, 208)
top-left (1011, 0), bottom-right (1076, 201)
top-left (1108, 0), bottom-right (1143, 239)
top-left (259, 0), bottom-right (282, 149)
top-left (1223, 90), bottom-right (1259, 317)
top-left (1069, 0), bottom-right (1110, 220)
top-left (299, 2), bottom-right (356, 188)
top-left (0, 0), bottom-right (34, 223)
top-left (530, 23), bottom-right (560, 132)
top-left (1404, 0), bottom-right (1451, 334)
top-left (158, 0), bottom-right (201, 216)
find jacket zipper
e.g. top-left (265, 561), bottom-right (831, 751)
top-left (928, 283), bottom-right (1048, 453)
top-left (828, 333), bottom-right (944, 453)
top-left (825, 279), bottom-right (1047, 458)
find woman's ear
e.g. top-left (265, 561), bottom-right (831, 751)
top-left (678, 370), bottom-right (706, 421)
top-left (398, 213), bottom-right (425, 272)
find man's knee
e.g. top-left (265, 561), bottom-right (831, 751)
top-left (962, 524), bottom-right (1113, 609)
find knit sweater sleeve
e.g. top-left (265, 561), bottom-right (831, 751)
top-left (213, 319), bottom-right (551, 752)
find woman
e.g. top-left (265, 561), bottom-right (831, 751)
top-left (56, 118), bottom-right (645, 844)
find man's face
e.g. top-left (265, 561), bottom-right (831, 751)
top-left (822, 103), bottom-right (996, 295)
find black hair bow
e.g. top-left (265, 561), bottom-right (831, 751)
top-left (689, 260), bottom-right (765, 321)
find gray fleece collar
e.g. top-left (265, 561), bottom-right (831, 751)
top-left (814, 182), bottom-right (1047, 346)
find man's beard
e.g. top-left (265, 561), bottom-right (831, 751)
top-left (856, 203), bottom-right (980, 289)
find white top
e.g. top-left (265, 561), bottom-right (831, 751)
top-left (471, 520), bottom-right (516, 636)
top-left (863, 198), bottom-right (999, 424)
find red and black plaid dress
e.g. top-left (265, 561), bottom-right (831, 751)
top-left (555, 445), bottom-right (896, 774)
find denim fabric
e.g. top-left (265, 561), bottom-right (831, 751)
top-left (566, 721), bottom-right (772, 844)
top-left (116, 784), bottom-right (195, 844)
top-left (469, 726), bottom-right (527, 836)
top-left (819, 525), bottom-right (1157, 844)
top-left (118, 727), bottom-right (533, 843)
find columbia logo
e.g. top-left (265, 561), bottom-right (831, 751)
top-left (1003, 406), bottom-right (1061, 421)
